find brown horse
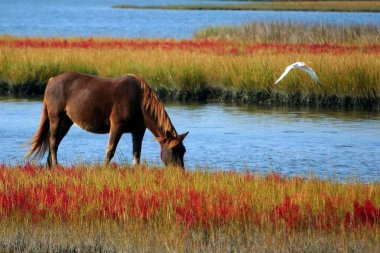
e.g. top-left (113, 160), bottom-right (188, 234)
top-left (26, 72), bottom-right (188, 168)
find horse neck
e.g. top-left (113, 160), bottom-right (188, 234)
top-left (143, 109), bottom-right (177, 139)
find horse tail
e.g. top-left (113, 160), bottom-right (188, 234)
top-left (25, 100), bottom-right (50, 160)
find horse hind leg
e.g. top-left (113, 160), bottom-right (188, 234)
top-left (47, 114), bottom-right (73, 167)
top-left (105, 124), bottom-right (123, 164)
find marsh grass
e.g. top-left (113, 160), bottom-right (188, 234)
top-left (194, 22), bottom-right (380, 44)
top-left (0, 164), bottom-right (379, 252)
top-left (0, 223), bottom-right (379, 252)
top-left (0, 37), bottom-right (379, 109)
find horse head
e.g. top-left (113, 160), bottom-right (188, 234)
top-left (156, 131), bottom-right (189, 169)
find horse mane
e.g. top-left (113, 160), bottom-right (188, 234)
top-left (137, 76), bottom-right (178, 139)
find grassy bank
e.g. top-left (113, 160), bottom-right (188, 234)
top-left (114, 1), bottom-right (380, 12)
top-left (0, 36), bottom-right (379, 109)
top-left (195, 22), bottom-right (380, 44)
top-left (0, 163), bottom-right (379, 252)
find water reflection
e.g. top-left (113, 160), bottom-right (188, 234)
top-left (224, 103), bottom-right (380, 121)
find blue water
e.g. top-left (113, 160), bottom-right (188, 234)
top-left (1, 0), bottom-right (379, 38)
top-left (1, 99), bottom-right (379, 181)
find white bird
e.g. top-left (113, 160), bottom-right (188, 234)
top-left (274, 62), bottom-right (321, 85)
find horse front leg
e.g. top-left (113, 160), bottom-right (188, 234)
top-left (47, 152), bottom-right (52, 168)
top-left (106, 124), bottom-right (122, 164)
top-left (132, 129), bottom-right (146, 165)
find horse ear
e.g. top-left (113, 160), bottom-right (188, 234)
top-left (179, 131), bottom-right (189, 141)
top-left (168, 139), bottom-right (180, 149)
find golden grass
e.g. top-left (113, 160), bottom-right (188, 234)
top-left (0, 36), bottom-right (379, 108)
top-left (0, 42), bottom-right (379, 94)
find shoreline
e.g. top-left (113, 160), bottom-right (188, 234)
top-left (113, 1), bottom-right (380, 12)
top-left (1, 84), bottom-right (379, 111)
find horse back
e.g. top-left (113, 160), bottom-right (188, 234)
top-left (44, 72), bottom-right (144, 133)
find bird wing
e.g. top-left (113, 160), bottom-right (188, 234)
top-left (274, 65), bottom-right (294, 85)
top-left (299, 66), bottom-right (321, 85)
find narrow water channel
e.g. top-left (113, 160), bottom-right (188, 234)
top-left (0, 98), bottom-right (379, 181)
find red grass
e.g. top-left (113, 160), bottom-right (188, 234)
top-left (1, 38), bottom-right (379, 55)
top-left (0, 164), bottom-right (379, 231)
top-left (271, 195), bottom-right (303, 229)
top-left (345, 200), bottom-right (380, 228)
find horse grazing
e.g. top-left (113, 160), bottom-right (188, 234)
top-left (26, 72), bottom-right (189, 168)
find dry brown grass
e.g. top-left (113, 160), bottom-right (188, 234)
top-left (195, 22), bottom-right (380, 44)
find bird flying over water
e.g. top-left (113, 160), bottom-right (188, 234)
top-left (274, 62), bottom-right (321, 85)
